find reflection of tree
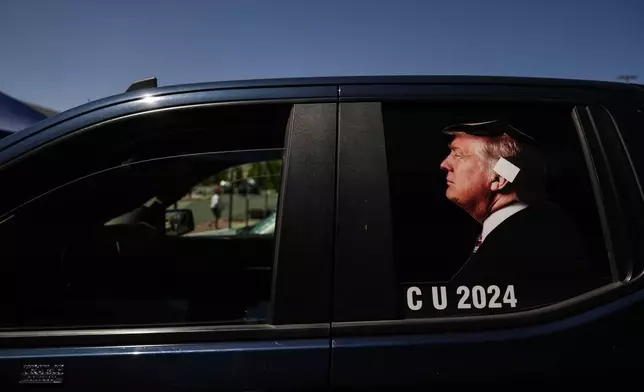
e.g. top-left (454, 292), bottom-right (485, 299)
top-left (234, 165), bottom-right (244, 181)
top-left (248, 160), bottom-right (282, 189)
top-left (201, 174), bottom-right (220, 186)
top-left (199, 160), bottom-right (283, 189)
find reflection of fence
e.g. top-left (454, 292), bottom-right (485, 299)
top-left (226, 170), bottom-right (280, 229)
top-left (178, 164), bottom-right (282, 230)
top-left (220, 192), bottom-right (278, 220)
top-left (201, 160), bottom-right (282, 189)
top-left (175, 194), bottom-right (279, 232)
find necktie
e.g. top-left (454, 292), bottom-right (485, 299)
top-left (453, 233), bottom-right (483, 280)
top-left (472, 234), bottom-right (482, 255)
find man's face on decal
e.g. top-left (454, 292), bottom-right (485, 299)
top-left (439, 133), bottom-right (494, 215)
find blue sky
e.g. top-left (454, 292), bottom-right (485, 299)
top-left (1, 0), bottom-right (642, 111)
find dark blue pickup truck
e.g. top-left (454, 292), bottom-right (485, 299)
top-left (0, 76), bottom-right (643, 390)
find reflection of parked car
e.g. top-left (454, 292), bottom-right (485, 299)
top-left (218, 178), bottom-right (259, 194)
top-left (238, 211), bottom-right (276, 236)
top-left (219, 180), bottom-right (233, 194)
top-left (236, 178), bottom-right (260, 194)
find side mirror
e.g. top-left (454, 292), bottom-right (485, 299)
top-left (165, 209), bottom-right (195, 236)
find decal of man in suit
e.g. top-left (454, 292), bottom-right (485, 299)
top-left (439, 120), bottom-right (601, 309)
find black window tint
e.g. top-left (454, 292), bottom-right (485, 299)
top-left (382, 103), bottom-right (613, 318)
top-left (0, 104), bottom-right (291, 219)
top-left (0, 105), bottom-right (289, 329)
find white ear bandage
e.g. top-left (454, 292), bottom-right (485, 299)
top-left (493, 157), bottom-right (520, 183)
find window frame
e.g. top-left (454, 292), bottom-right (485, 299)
top-left (590, 101), bottom-right (644, 281)
top-left (333, 83), bottom-right (638, 335)
top-left (0, 87), bottom-right (337, 348)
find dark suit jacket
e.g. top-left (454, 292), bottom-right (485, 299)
top-left (451, 203), bottom-right (608, 310)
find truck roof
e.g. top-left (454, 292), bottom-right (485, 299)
top-left (2, 75), bottom-right (641, 152)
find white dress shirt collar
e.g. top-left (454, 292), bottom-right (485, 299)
top-left (481, 202), bottom-right (529, 242)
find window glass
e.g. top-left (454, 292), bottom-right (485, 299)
top-left (382, 103), bottom-right (613, 317)
top-left (165, 160), bottom-right (281, 238)
top-left (0, 105), bottom-right (290, 329)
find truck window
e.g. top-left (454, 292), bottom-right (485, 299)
top-left (382, 102), bottom-right (614, 317)
top-left (0, 104), bottom-right (291, 329)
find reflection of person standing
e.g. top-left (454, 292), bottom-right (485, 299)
top-left (210, 187), bottom-right (222, 229)
top-left (439, 120), bottom-right (603, 308)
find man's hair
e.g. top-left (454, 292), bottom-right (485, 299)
top-left (448, 131), bottom-right (547, 203)
top-left (445, 131), bottom-right (521, 171)
top-left (475, 134), bottom-right (521, 175)
top-left (484, 134), bottom-right (546, 204)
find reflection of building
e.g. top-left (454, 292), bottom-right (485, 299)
top-left (0, 91), bottom-right (57, 138)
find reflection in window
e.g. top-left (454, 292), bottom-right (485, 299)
top-left (0, 152), bottom-right (283, 329)
top-left (166, 159), bottom-right (281, 238)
